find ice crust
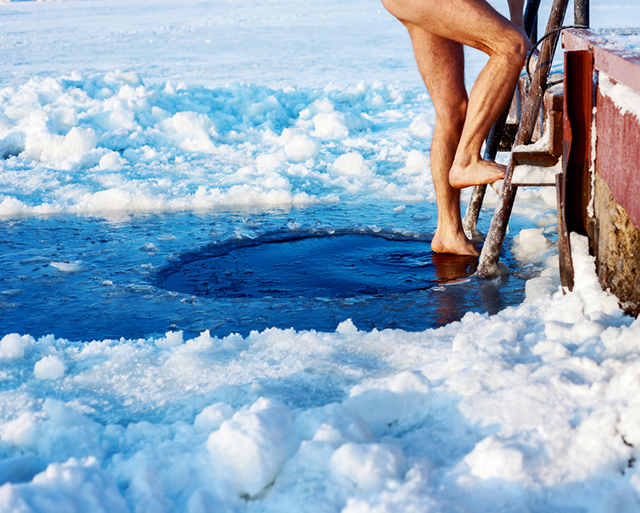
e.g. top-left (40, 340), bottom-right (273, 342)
top-left (2, 0), bottom-right (640, 511)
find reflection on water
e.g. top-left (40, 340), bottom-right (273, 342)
top-left (431, 253), bottom-right (478, 283)
top-left (431, 253), bottom-right (479, 325)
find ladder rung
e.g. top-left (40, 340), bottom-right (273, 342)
top-left (511, 148), bottom-right (559, 167)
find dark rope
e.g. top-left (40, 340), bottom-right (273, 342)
top-left (525, 24), bottom-right (589, 85)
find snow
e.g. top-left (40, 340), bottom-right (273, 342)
top-left (510, 159), bottom-right (562, 185)
top-left (593, 28), bottom-right (640, 54)
top-left (512, 227), bottom-right (552, 264)
top-left (33, 355), bottom-right (66, 380)
top-left (206, 398), bottom-right (296, 498)
top-left (1, 0), bottom-right (640, 512)
top-left (1, 234), bottom-right (639, 512)
top-left (599, 72), bottom-right (640, 118)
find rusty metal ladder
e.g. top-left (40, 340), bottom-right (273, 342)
top-left (463, 0), bottom-right (589, 279)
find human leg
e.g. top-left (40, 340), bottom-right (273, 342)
top-left (403, 23), bottom-right (478, 256)
top-left (382, 0), bottom-right (529, 189)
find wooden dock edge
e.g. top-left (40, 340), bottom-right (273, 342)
top-left (563, 29), bottom-right (640, 315)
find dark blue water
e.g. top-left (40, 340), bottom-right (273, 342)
top-left (159, 232), bottom-right (524, 333)
top-left (0, 202), bottom-right (540, 341)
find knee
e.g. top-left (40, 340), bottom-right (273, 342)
top-left (496, 29), bottom-right (529, 68)
top-left (512, 31), bottom-right (530, 65)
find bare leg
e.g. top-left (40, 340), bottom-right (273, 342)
top-left (404, 25), bottom-right (478, 256)
top-left (382, 0), bottom-right (529, 189)
top-left (507, 0), bottom-right (526, 32)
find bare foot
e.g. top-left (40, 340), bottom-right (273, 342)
top-left (449, 159), bottom-right (506, 189)
top-left (431, 230), bottom-right (479, 257)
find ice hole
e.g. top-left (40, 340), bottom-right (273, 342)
top-left (159, 233), bottom-right (526, 334)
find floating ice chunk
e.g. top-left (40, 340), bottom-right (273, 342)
top-left (206, 397), bottom-right (295, 497)
top-left (183, 330), bottom-right (216, 352)
top-left (512, 228), bottom-right (550, 264)
top-left (74, 188), bottom-right (151, 212)
top-left (525, 254), bottom-right (560, 303)
top-left (186, 488), bottom-right (233, 513)
top-left (0, 333), bottom-right (33, 359)
top-left (50, 261), bottom-right (84, 273)
top-left (409, 113), bottom-right (433, 140)
top-left (285, 439), bottom-right (337, 479)
top-left (37, 399), bottom-right (104, 461)
top-left (139, 242), bottom-right (158, 253)
top-left (525, 275), bottom-right (558, 303)
top-left (340, 464), bottom-right (439, 513)
top-left (42, 399), bottom-right (98, 429)
top-left (52, 106), bottom-right (79, 131)
top-left (107, 69), bottom-right (144, 87)
top-left (0, 197), bottom-right (28, 216)
top-left (366, 91), bottom-right (387, 110)
top-left (0, 131), bottom-right (25, 159)
top-left (255, 152), bottom-right (286, 172)
top-left (0, 453), bottom-right (47, 488)
top-left (531, 339), bottom-right (570, 360)
top-left (34, 355), bottom-right (66, 380)
top-left (332, 152), bottom-right (368, 176)
top-left (194, 403), bottom-right (236, 433)
top-left (155, 331), bottom-right (184, 349)
top-left (330, 442), bottom-right (407, 491)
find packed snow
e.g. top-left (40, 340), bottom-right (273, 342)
top-left (1, 0), bottom-right (640, 512)
top-left (599, 73), bottom-right (640, 119)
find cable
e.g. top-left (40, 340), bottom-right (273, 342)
top-left (525, 24), bottom-right (589, 86)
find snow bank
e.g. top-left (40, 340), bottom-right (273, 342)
top-left (0, 234), bottom-right (639, 512)
top-left (0, 72), bottom-right (435, 216)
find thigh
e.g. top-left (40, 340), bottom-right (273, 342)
top-left (382, 0), bottom-right (518, 55)
top-left (405, 22), bottom-right (467, 118)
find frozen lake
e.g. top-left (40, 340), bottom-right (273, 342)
top-left (2, 1), bottom-right (640, 512)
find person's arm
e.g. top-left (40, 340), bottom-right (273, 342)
top-left (507, 0), bottom-right (525, 32)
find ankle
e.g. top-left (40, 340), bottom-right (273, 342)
top-left (452, 153), bottom-right (478, 171)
